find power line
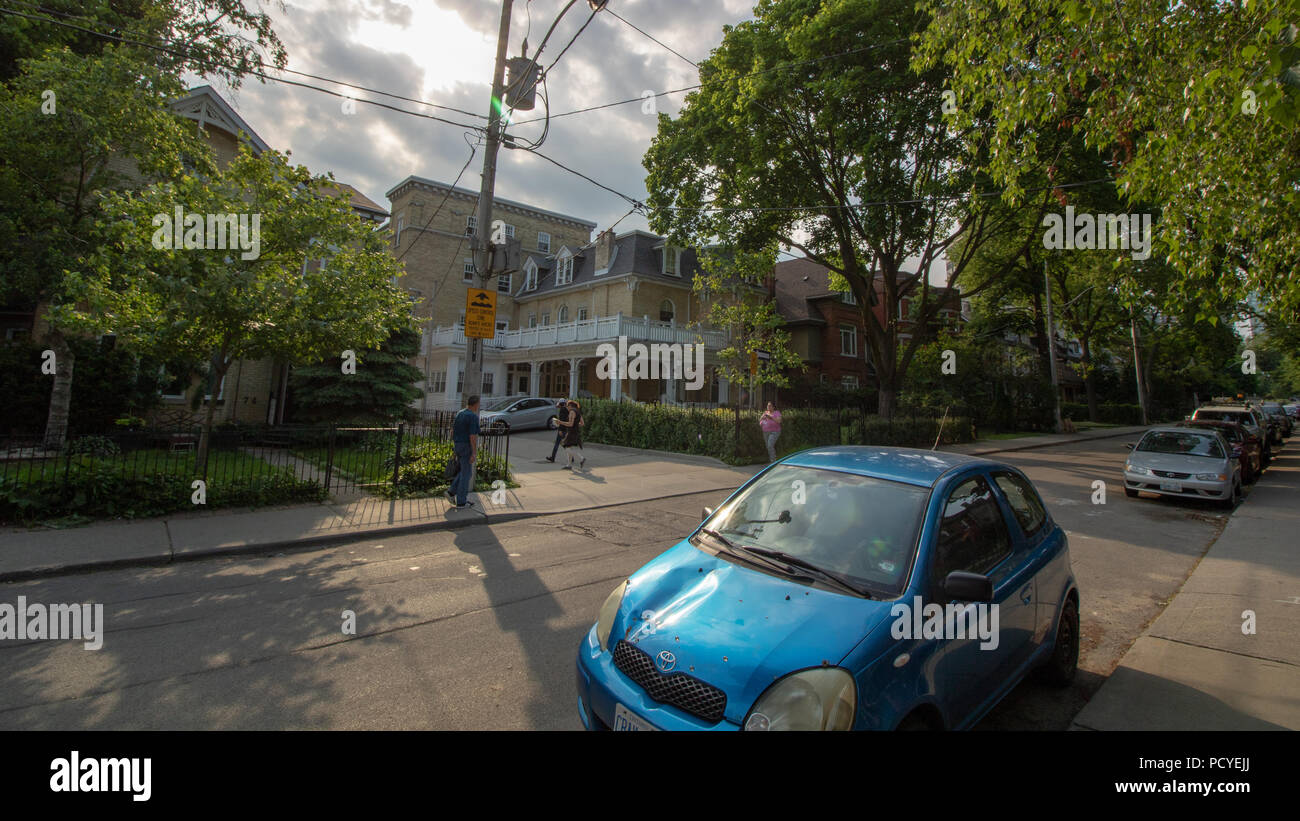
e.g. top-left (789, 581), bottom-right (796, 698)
top-left (396, 133), bottom-right (480, 263)
top-left (607, 8), bottom-right (698, 67)
top-left (0, 5), bottom-right (488, 131)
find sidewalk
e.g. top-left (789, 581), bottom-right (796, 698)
top-left (0, 433), bottom-right (761, 582)
top-left (945, 424), bottom-right (1150, 456)
top-left (1071, 444), bottom-right (1300, 730)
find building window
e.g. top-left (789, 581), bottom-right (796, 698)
top-left (463, 259), bottom-right (475, 282)
top-left (465, 215), bottom-right (476, 236)
top-left (841, 374), bottom-right (860, 390)
top-left (841, 290), bottom-right (857, 305)
top-left (537, 231), bottom-right (551, 253)
top-left (558, 305), bottom-right (569, 323)
top-left (556, 250), bottom-right (574, 285)
top-left (497, 272), bottom-right (512, 293)
top-left (528, 313), bottom-right (537, 328)
top-left (840, 324), bottom-right (857, 357)
top-left (663, 246), bottom-right (681, 276)
top-left (541, 312), bottom-right (551, 326)
top-left (458, 312), bottom-right (465, 327)
top-left (496, 319), bottom-right (509, 335)
top-left (482, 371), bottom-right (495, 395)
top-left (502, 223), bottom-right (515, 239)
top-left (659, 299), bottom-right (675, 323)
top-left (523, 258), bottom-right (539, 291)
top-left (456, 370), bottom-right (464, 394)
top-left (577, 307), bottom-right (588, 321)
top-left (395, 216), bottom-right (404, 247)
top-left (428, 371), bottom-right (447, 393)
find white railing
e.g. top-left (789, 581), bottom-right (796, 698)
top-left (421, 312), bottom-right (727, 354)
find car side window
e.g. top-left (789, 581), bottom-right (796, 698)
top-left (992, 472), bottom-right (1047, 538)
top-left (935, 476), bottom-right (1012, 580)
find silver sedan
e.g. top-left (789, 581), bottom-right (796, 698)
top-left (1123, 427), bottom-right (1241, 508)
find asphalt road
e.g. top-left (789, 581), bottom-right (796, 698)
top-left (0, 436), bottom-right (1237, 730)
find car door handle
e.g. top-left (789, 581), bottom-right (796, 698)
top-left (1020, 584), bottom-right (1033, 605)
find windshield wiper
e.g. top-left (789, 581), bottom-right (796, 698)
top-left (739, 547), bottom-right (874, 598)
top-left (697, 529), bottom-right (817, 579)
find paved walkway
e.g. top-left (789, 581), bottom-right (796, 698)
top-left (1071, 442), bottom-right (1300, 730)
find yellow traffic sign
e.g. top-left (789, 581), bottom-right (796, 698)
top-left (465, 288), bottom-right (497, 339)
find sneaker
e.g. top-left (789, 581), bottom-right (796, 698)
top-left (579, 456), bottom-right (586, 468)
top-left (545, 456), bottom-right (555, 462)
top-left (455, 500), bottom-right (475, 509)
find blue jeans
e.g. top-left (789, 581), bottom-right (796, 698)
top-left (451, 441), bottom-right (475, 504)
top-left (550, 429), bottom-right (565, 459)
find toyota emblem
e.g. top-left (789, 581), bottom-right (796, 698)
top-left (655, 650), bottom-right (677, 673)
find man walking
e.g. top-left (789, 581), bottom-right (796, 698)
top-left (545, 399), bottom-right (569, 463)
top-left (448, 394), bottom-right (480, 508)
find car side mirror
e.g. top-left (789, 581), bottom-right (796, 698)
top-left (702, 507), bottom-right (713, 521)
top-left (943, 571), bottom-right (993, 603)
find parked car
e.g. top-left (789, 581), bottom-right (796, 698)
top-left (1123, 427), bottom-right (1241, 508)
top-left (1191, 403), bottom-right (1273, 464)
top-left (477, 396), bottom-right (560, 432)
top-left (576, 447), bottom-right (1080, 731)
top-left (1259, 402), bottom-right (1293, 438)
top-left (1286, 403), bottom-right (1300, 423)
top-left (1176, 419), bottom-right (1262, 484)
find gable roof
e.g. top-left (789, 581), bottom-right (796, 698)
top-left (323, 181), bottom-right (388, 219)
top-left (170, 85), bottom-right (270, 155)
top-left (513, 230), bottom-right (702, 299)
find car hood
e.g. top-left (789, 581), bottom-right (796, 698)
top-left (613, 541), bottom-right (897, 724)
top-left (1129, 451), bottom-right (1227, 473)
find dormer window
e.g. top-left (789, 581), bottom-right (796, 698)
top-left (841, 290), bottom-right (857, 305)
top-left (523, 258), bottom-right (539, 291)
top-left (556, 249), bottom-right (575, 285)
top-left (663, 246), bottom-right (681, 276)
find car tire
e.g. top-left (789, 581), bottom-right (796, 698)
top-left (1037, 597), bottom-right (1079, 687)
top-left (895, 713), bottom-right (934, 731)
top-left (1124, 488), bottom-right (1139, 498)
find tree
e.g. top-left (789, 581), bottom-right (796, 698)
top-left (62, 147), bottom-right (415, 474)
top-left (290, 327), bottom-right (424, 424)
top-left (644, 0), bottom-right (1026, 418)
top-left (1, 1), bottom-right (286, 447)
top-left (917, 0), bottom-right (1300, 322)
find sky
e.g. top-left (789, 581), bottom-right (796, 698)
top-left (204, 0), bottom-right (756, 237)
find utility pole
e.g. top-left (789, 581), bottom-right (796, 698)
top-left (1130, 307), bottom-right (1148, 425)
top-left (1044, 261), bottom-right (1063, 433)
top-left (462, 0), bottom-right (514, 406)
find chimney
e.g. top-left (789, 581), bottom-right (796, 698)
top-left (595, 229), bottom-right (615, 271)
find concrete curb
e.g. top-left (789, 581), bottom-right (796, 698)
top-left (0, 484), bottom-right (745, 584)
top-left (949, 427), bottom-right (1147, 457)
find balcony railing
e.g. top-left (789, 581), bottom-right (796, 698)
top-left (421, 312), bottom-right (727, 354)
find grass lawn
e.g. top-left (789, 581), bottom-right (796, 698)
top-left (292, 445), bottom-right (392, 484)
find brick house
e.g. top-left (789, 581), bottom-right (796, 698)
top-left (388, 175), bottom-right (744, 411)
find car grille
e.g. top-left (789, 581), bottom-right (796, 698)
top-left (1152, 470), bottom-right (1191, 479)
top-left (613, 640), bottom-right (727, 723)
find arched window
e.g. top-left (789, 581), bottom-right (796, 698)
top-left (558, 305), bottom-right (569, 323)
top-left (659, 299), bottom-right (675, 323)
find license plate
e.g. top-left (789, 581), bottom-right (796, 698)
top-left (1159, 481), bottom-right (1182, 492)
top-left (613, 703), bottom-right (658, 731)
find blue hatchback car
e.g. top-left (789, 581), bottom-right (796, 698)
top-left (576, 446), bottom-right (1080, 731)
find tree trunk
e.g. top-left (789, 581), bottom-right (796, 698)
top-left (195, 357), bottom-right (230, 478)
top-left (877, 385), bottom-right (898, 419)
top-left (1082, 338), bottom-right (1099, 422)
top-left (43, 332), bottom-right (74, 450)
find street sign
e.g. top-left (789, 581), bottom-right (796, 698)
top-left (756, 350), bottom-right (771, 360)
top-left (464, 288), bottom-right (497, 339)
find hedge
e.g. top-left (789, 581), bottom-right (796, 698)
top-left (380, 438), bottom-right (514, 497)
top-left (578, 399), bottom-right (974, 465)
top-left (1060, 402), bottom-right (1145, 425)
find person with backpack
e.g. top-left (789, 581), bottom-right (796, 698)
top-left (545, 399), bottom-right (569, 463)
top-left (560, 399), bottom-right (585, 470)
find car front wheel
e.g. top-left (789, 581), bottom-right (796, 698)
top-left (1038, 597), bottom-right (1079, 687)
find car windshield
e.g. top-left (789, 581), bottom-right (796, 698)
top-left (1137, 431), bottom-right (1225, 459)
top-left (1185, 423), bottom-right (1240, 443)
top-left (699, 464), bottom-right (928, 595)
top-left (1195, 410), bottom-right (1249, 426)
top-left (482, 398), bottom-right (518, 412)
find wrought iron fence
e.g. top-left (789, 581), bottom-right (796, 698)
top-left (0, 421), bottom-right (510, 502)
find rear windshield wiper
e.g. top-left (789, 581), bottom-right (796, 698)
top-left (740, 546), bottom-right (874, 599)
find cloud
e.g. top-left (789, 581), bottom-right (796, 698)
top-left (206, 0), bottom-right (754, 234)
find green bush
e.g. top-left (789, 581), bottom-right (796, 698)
top-left (382, 438), bottom-right (514, 496)
top-left (578, 399), bottom-right (974, 464)
top-left (0, 466), bottom-right (325, 525)
top-left (66, 435), bottom-right (121, 458)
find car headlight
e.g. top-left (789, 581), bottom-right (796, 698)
top-left (1125, 463), bottom-right (1151, 476)
top-left (595, 580), bottom-right (628, 650)
top-left (744, 667), bottom-right (857, 731)
top-left (1195, 473), bottom-right (1226, 481)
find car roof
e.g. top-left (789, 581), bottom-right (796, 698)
top-left (1144, 426), bottom-right (1223, 437)
top-left (779, 446), bottom-right (999, 488)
